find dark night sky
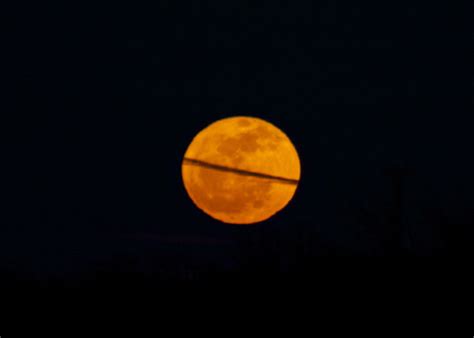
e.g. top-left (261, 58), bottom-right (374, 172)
top-left (1, 2), bottom-right (472, 284)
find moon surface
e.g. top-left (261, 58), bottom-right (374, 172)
top-left (182, 116), bottom-right (301, 224)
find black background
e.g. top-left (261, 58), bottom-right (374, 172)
top-left (2, 2), bottom-right (473, 288)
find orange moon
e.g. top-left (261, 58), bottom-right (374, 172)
top-left (182, 116), bottom-right (301, 224)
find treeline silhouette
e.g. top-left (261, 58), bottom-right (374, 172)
top-left (1, 168), bottom-right (472, 288)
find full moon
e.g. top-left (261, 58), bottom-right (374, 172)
top-left (182, 116), bottom-right (301, 224)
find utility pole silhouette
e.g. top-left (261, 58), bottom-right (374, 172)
top-left (383, 166), bottom-right (414, 255)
